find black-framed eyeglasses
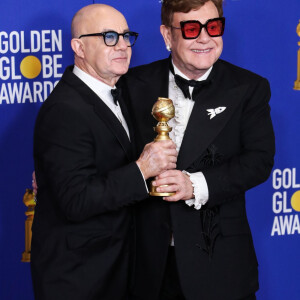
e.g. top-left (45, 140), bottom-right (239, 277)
top-left (171, 17), bottom-right (225, 39)
top-left (79, 31), bottom-right (139, 47)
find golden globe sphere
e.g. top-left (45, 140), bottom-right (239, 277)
top-left (152, 97), bottom-right (175, 122)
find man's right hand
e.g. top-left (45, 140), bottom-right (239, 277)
top-left (136, 140), bottom-right (177, 180)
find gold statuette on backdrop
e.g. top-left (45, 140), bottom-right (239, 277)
top-left (294, 20), bottom-right (300, 90)
top-left (21, 189), bottom-right (36, 262)
top-left (149, 97), bottom-right (176, 196)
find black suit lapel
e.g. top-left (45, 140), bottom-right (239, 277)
top-left (62, 66), bottom-right (133, 161)
top-left (93, 100), bottom-right (133, 161)
top-left (117, 88), bottom-right (136, 158)
top-left (177, 61), bottom-right (249, 170)
top-left (177, 84), bottom-right (249, 170)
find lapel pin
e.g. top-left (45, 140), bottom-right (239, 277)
top-left (207, 107), bottom-right (226, 119)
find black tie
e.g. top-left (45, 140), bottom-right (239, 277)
top-left (111, 88), bottom-right (121, 105)
top-left (170, 63), bottom-right (211, 101)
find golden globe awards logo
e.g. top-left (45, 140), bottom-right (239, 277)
top-left (271, 168), bottom-right (300, 236)
top-left (0, 30), bottom-right (63, 104)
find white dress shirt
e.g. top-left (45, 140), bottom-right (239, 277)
top-left (168, 62), bottom-right (212, 210)
top-left (73, 65), bottom-right (130, 139)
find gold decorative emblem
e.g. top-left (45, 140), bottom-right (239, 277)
top-left (294, 20), bottom-right (300, 90)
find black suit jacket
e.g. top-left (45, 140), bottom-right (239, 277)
top-left (31, 66), bottom-right (148, 300)
top-left (123, 58), bottom-right (275, 300)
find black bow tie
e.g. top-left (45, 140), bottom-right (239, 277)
top-left (170, 63), bottom-right (211, 101)
top-left (111, 88), bottom-right (121, 105)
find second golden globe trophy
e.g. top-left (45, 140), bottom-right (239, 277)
top-left (149, 97), bottom-right (175, 196)
top-left (21, 189), bottom-right (36, 262)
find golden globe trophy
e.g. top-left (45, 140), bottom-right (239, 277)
top-left (294, 20), bottom-right (300, 90)
top-left (149, 97), bottom-right (176, 196)
top-left (21, 189), bottom-right (36, 262)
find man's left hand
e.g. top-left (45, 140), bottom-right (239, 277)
top-left (152, 170), bottom-right (194, 201)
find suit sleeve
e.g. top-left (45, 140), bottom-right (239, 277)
top-left (34, 101), bottom-right (148, 222)
top-left (202, 77), bottom-right (275, 208)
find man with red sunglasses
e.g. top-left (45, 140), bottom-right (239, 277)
top-left (124, 0), bottom-right (275, 299)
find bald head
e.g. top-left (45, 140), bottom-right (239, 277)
top-left (70, 4), bottom-right (133, 87)
top-left (71, 4), bottom-right (126, 38)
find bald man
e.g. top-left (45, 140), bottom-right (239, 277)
top-left (31, 4), bottom-right (177, 300)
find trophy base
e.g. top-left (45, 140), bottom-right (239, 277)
top-left (21, 252), bottom-right (31, 263)
top-left (149, 191), bottom-right (176, 196)
top-left (149, 184), bottom-right (175, 197)
top-left (294, 80), bottom-right (300, 90)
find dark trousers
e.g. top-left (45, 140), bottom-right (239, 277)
top-left (159, 247), bottom-right (256, 300)
top-left (159, 247), bottom-right (185, 300)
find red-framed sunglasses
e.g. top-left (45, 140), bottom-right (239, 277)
top-left (171, 17), bottom-right (225, 39)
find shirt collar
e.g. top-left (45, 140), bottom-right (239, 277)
top-left (73, 65), bottom-right (116, 102)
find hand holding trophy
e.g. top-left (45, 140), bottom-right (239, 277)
top-left (150, 97), bottom-right (176, 196)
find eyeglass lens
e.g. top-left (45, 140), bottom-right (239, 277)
top-left (182, 18), bottom-right (224, 38)
top-left (104, 32), bottom-right (137, 46)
